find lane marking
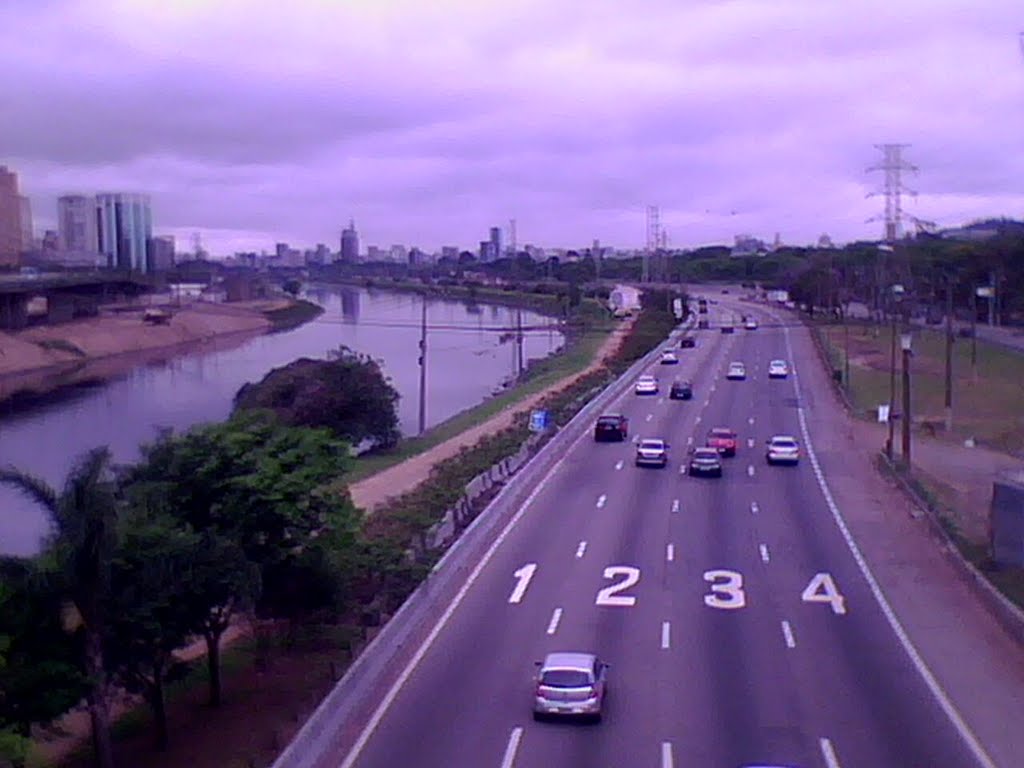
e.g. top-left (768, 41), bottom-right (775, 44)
top-left (704, 398), bottom-right (711, 407)
top-left (819, 737), bottom-right (841, 768)
top-left (759, 543), bottom-right (770, 563)
top-left (661, 621), bottom-right (671, 649)
top-left (747, 465), bottom-right (755, 477)
top-left (747, 438), bottom-right (755, 448)
top-left (575, 541), bottom-right (587, 559)
top-left (748, 416), bottom-right (755, 425)
top-left (779, 319), bottom-right (998, 768)
top-left (614, 460), bottom-right (624, 471)
top-left (646, 413), bottom-right (653, 422)
top-left (750, 501), bottom-right (759, 514)
top-left (666, 543), bottom-right (675, 562)
top-left (781, 620), bottom-right (796, 649)
top-left (686, 436), bottom-right (693, 446)
top-left (500, 727), bottom-right (524, 768)
top-left (596, 494), bottom-right (607, 508)
top-left (671, 499), bottom-right (680, 513)
top-left (546, 608), bottom-right (563, 635)
top-left (661, 741), bottom-right (674, 768)
top-left (710, 383), bottom-right (716, 392)
top-left (508, 563), bottom-right (537, 604)
top-left (695, 415), bottom-right (702, 424)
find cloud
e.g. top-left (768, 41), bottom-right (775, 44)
top-left (2, 0), bottom-right (1022, 253)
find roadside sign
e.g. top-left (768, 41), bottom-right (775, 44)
top-left (529, 410), bottom-right (550, 432)
top-left (976, 286), bottom-right (994, 298)
top-left (878, 404), bottom-right (890, 423)
top-left (673, 298), bottom-right (684, 319)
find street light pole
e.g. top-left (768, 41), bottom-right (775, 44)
top-left (887, 306), bottom-right (898, 460)
top-left (944, 278), bottom-right (954, 432)
top-left (901, 332), bottom-right (913, 467)
top-left (971, 286), bottom-right (978, 381)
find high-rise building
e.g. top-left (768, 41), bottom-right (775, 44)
top-left (389, 244), bottom-right (407, 262)
top-left (479, 240), bottom-right (496, 262)
top-left (146, 235), bottom-right (175, 272)
top-left (96, 193), bottom-right (152, 272)
top-left (441, 245), bottom-right (459, 261)
top-left (58, 194), bottom-right (99, 253)
top-left (0, 165), bottom-right (32, 266)
top-left (489, 226), bottom-right (501, 261)
top-left (340, 219), bottom-right (359, 262)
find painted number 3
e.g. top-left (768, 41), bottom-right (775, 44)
top-left (703, 569), bottom-right (746, 610)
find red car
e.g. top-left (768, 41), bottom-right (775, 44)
top-left (707, 427), bottom-right (738, 457)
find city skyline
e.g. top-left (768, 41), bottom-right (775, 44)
top-left (2, 0), bottom-right (1023, 255)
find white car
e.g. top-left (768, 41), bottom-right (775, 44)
top-left (766, 435), bottom-right (801, 465)
top-left (768, 360), bottom-right (789, 379)
top-left (726, 362), bottom-right (746, 380)
top-left (660, 351), bottom-right (679, 365)
top-left (635, 375), bottom-right (659, 395)
top-left (635, 438), bottom-right (669, 468)
top-left (745, 319), bottom-right (758, 330)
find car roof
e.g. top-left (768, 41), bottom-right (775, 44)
top-left (640, 438), bottom-right (665, 446)
top-left (694, 447), bottom-right (719, 456)
top-left (771, 359), bottom-right (787, 364)
top-left (598, 413), bottom-right (624, 420)
top-left (770, 435), bottom-right (798, 442)
top-left (542, 651), bottom-right (596, 669)
top-left (709, 427), bottom-right (735, 435)
top-left (638, 373), bottom-right (656, 379)
top-left (673, 379), bottom-right (691, 385)
top-left (729, 361), bottom-right (745, 366)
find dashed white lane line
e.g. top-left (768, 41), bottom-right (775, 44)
top-left (671, 499), bottom-right (680, 513)
top-left (704, 398), bottom-right (711, 407)
top-left (546, 608), bottom-right (563, 635)
top-left (748, 416), bottom-right (755, 425)
top-left (666, 543), bottom-right (675, 562)
top-left (500, 727), bottom-right (524, 768)
top-left (661, 621), bottom-right (671, 649)
top-left (575, 541), bottom-right (587, 559)
top-left (747, 438), bottom-right (755, 448)
top-left (596, 494), bottom-right (607, 508)
top-left (759, 543), bottom-right (770, 563)
top-left (747, 464), bottom-right (755, 477)
top-left (646, 413), bottom-right (653, 422)
top-left (686, 436), bottom-right (694, 446)
top-left (819, 737), bottom-right (841, 768)
top-left (710, 383), bottom-right (717, 392)
top-left (614, 460), bottom-right (624, 471)
top-left (781, 620), bottom-right (796, 649)
top-left (661, 741), bottom-right (674, 768)
top-left (695, 415), bottom-right (702, 424)
top-left (750, 501), bottom-right (759, 514)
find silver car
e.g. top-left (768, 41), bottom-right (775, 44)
top-left (533, 652), bottom-right (608, 722)
top-left (635, 438), bottom-right (669, 468)
top-left (766, 435), bottom-right (800, 465)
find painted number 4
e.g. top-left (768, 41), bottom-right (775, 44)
top-left (801, 572), bottom-right (847, 615)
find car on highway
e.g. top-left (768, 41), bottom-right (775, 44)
top-left (726, 362), bottom-right (747, 380)
top-left (593, 414), bottom-right (629, 442)
top-left (533, 652), bottom-right (608, 722)
top-left (766, 435), bottom-right (801, 465)
top-left (688, 447), bottom-right (723, 477)
top-left (698, 318), bottom-right (710, 329)
top-left (721, 324), bottom-right (734, 334)
top-left (635, 438), bottom-right (669, 468)
top-left (707, 427), bottom-right (738, 456)
top-left (634, 374), bottom-right (658, 395)
top-left (669, 379), bottom-right (693, 400)
top-left (660, 350), bottom-right (679, 365)
top-left (745, 318), bottom-right (758, 330)
top-left (768, 359), bottom-right (789, 378)
top-left (679, 336), bottom-right (696, 348)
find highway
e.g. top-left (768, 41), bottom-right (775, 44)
top-left (308, 300), bottom-right (999, 768)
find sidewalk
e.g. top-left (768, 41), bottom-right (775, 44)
top-left (348, 317), bottom-right (635, 511)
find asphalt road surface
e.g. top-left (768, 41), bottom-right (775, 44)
top-left (322, 303), bottom-right (1000, 768)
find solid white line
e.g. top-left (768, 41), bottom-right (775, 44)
top-left (661, 741), bottom-right (674, 768)
top-left (661, 621), bottom-right (671, 649)
top-left (819, 737), bottom-right (841, 768)
top-left (575, 541), bottom-right (587, 558)
top-left (500, 727), bottom-right (524, 768)
top-left (614, 460), bottom-right (624, 471)
top-left (596, 494), bottom-right (607, 508)
top-left (666, 543), bottom-right (675, 562)
top-left (781, 620), bottom-right (796, 648)
top-left (671, 499), bottom-right (680, 513)
top-left (750, 501), bottom-right (759, 514)
top-left (546, 608), bottom-right (563, 635)
top-left (780, 320), bottom-right (998, 768)
top-left (759, 543), bottom-right (770, 563)
top-left (747, 464), bottom-right (755, 477)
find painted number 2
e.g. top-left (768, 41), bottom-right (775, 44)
top-left (595, 566), bottom-right (641, 607)
top-left (703, 569), bottom-right (746, 610)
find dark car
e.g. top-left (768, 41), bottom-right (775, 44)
top-left (688, 447), bottom-right (723, 477)
top-left (670, 380), bottom-right (693, 400)
top-left (698, 319), bottom-right (710, 329)
top-left (594, 414), bottom-right (629, 442)
top-left (698, 305), bottom-right (708, 314)
top-left (707, 427), bottom-right (738, 457)
top-left (679, 336), bottom-right (696, 348)
top-left (721, 325), bottom-right (734, 334)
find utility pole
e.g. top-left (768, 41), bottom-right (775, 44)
top-left (515, 308), bottom-right (524, 378)
top-left (418, 299), bottom-right (427, 435)
top-left (843, 295), bottom-right (851, 392)
top-left (902, 333), bottom-right (913, 467)
top-left (887, 306), bottom-right (898, 460)
top-left (944, 278), bottom-right (954, 432)
top-left (971, 286), bottom-right (978, 381)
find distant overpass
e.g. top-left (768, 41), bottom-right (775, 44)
top-left (0, 270), bottom-right (154, 330)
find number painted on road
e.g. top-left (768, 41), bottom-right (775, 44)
top-left (595, 566), bottom-right (641, 607)
top-left (508, 563), bottom-right (537, 604)
top-left (703, 569), bottom-right (746, 610)
top-left (801, 572), bottom-right (847, 615)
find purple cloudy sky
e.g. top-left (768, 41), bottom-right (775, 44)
top-left (2, 0), bottom-right (1022, 255)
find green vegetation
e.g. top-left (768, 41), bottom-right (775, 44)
top-left (34, 339), bottom-right (86, 357)
top-left (262, 298), bottom-right (324, 332)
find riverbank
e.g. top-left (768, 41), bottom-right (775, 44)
top-left (0, 299), bottom-right (298, 404)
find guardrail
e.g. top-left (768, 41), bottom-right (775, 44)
top-left (271, 313), bottom-right (695, 768)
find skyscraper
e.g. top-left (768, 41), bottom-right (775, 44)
top-left (340, 219), bottom-right (359, 263)
top-left (0, 165), bottom-right (32, 266)
top-left (489, 226), bottom-right (502, 260)
top-left (58, 194), bottom-right (99, 253)
top-left (96, 193), bottom-right (152, 272)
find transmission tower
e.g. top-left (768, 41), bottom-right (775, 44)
top-left (644, 205), bottom-right (660, 283)
top-left (866, 144), bottom-right (918, 242)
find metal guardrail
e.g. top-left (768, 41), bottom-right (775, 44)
top-left (270, 314), bottom-right (694, 768)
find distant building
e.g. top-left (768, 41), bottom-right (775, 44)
top-left (366, 245), bottom-right (384, 261)
top-left (731, 234), bottom-right (766, 258)
top-left (389, 244), bottom-right (407, 262)
top-left (0, 165), bottom-right (32, 266)
top-left (817, 233), bottom-right (835, 249)
top-left (408, 247), bottom-right (426, 265)
top-left (489, 226), bottom-right (501, 261)
top-left (441, 245), bottom-right (459, 261)
top-left (479, 240), bottom-right (496, 262)
top-left (340, 219), bottom-right (359, 262)
top-left (96, 193), bottom-right (152, 272)
top-left (57, 194), bottom-right (99, 253)
top-left (41, 229), bottom-right (60, 253)
top-left (147, 235), bottom-right (175, 272)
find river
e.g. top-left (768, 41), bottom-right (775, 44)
top-left (0, 286), bottom-right (564, 556)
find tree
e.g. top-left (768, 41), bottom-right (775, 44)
top-left (282, 278), bottom-right (301, 297)
top-left (0, 580), bottom-right (29, 768)
top-left (0, 448), bottom-right (119, 768)
top-left (233, 348), bottom-right (401, 449)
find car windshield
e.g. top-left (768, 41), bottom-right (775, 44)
top-left (640, 440), bottom-right (664, 450)
top-left (541, 669), bottom-right (592, 688)
top-left (772, 438), bottom-right (798, 447)
top-left (694, 449), bottom-right (718, 459)
top-left (710, 429), bottom-right (735, 438)
top-left (597, 416), bottom-right (619, 425)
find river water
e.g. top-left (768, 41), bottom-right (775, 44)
top-left (0, 286), bottom-right (563, 556)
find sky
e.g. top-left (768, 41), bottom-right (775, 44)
top-left (1, 0), bottom-right (1023, 256)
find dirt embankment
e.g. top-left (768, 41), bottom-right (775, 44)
top-left (0, 301), bottom-right (281, 401)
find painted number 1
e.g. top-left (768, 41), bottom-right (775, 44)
top-left (508, 563), bottom-right (537, 604)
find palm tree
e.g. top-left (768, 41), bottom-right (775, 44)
top-left (0, 447), bottom-right (119, 768)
